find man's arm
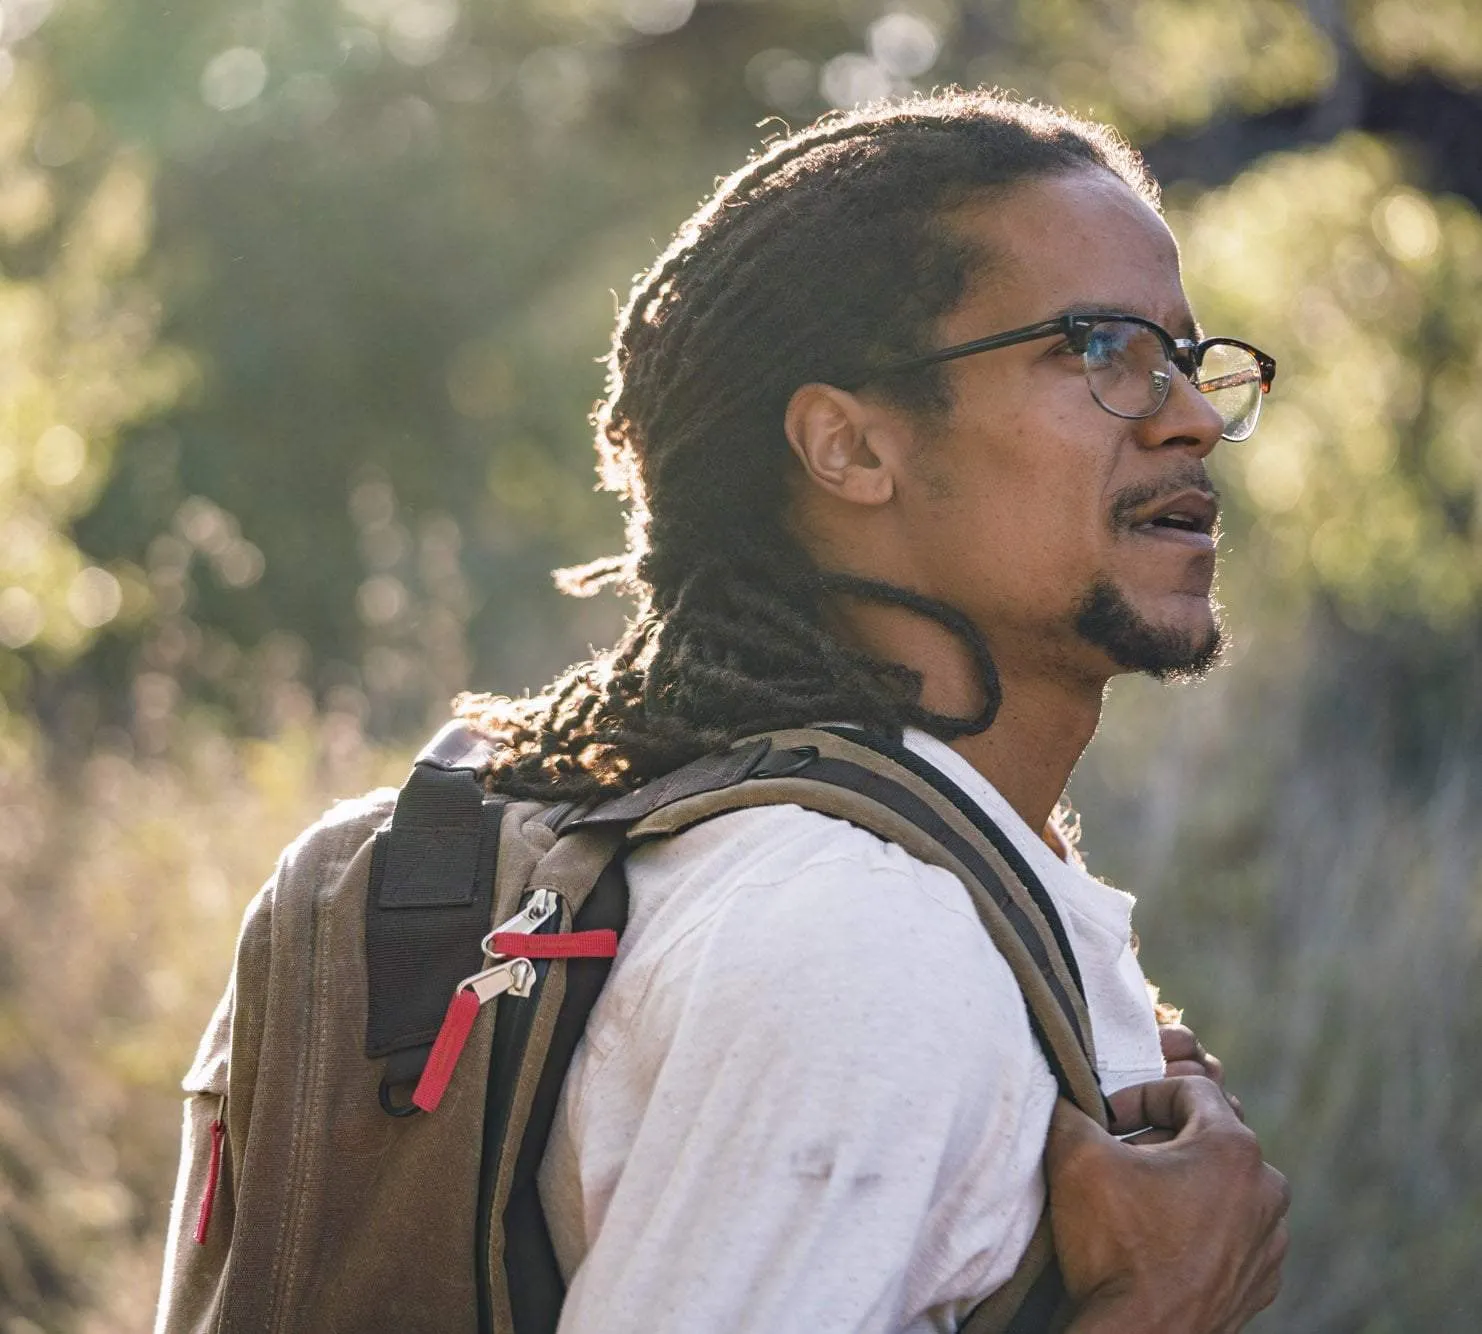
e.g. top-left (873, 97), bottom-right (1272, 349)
top-left (1049, 1077), bottom-right (1290, 1333)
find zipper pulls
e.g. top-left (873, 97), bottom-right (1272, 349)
top-left (411, 888), bottom-right (620, 1114)
top-left (411, 890), bottom-right (560, 1114)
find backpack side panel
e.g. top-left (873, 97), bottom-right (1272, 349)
top-left (156, 791), bottom-right (556, 1334)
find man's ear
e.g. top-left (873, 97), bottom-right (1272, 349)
top-left (784, 382), bottom-right (898, 507)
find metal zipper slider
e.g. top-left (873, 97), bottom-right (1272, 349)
top-left (480, 887), bottom-right (558, 958)
top-left (461, 956), bottom-right (538, 1005)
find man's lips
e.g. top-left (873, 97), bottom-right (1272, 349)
top-left (1124, 488), bottom-right (1219, 550)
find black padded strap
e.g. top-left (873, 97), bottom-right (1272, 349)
top-left (567, 740), bottom-right (772, 828)
top-left (365, 726), bottom-right (504, 1060)
top-left (1000, 1257), bottom-right (1071, 1334)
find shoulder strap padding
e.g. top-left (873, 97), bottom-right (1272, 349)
top-left (567, 739), bottom-right (773, 827)
top-left (479, 825), bottom-right (628, 1334)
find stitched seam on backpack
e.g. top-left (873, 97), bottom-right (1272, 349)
top-left (265, 819), bottom-right (361, 1334)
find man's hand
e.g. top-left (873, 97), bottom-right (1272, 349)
top-left (1048, 1078), bottom-right (1289, 1334)
top-left (1160, 1022), bottom-right (1243, 1122)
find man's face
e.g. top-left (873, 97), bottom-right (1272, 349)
top-left (880, 168), bottom-right (1227, 686)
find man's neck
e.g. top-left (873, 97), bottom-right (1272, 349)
top-left (945, 669), bottom-right (1104, 834)
top-left (823, 596), bottom-right (1106, 833)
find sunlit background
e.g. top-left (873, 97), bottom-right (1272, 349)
top-left (1, 0), bottom-right (1479, 1329)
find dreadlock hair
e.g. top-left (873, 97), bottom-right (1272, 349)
top-left (458, 88), bottom-right (1159, 801)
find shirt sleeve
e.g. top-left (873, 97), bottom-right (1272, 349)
top-left (553, 820), bottom-right (1057, 1334)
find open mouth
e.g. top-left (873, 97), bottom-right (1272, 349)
top-left (1127, 489), bottom-right (1219, 545)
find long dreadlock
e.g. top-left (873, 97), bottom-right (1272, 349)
top-left (457, 89), bottom-right (1159, 800)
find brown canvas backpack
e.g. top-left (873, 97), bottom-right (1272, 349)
top-left (156, 724), bottom-right (1108, 1334)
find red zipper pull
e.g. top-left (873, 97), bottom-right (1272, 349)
top-left (412, 958), bottom-right (538, 1113)
top-left (194, 1102), bottom-right (225, 1245)
top-left (410, 929), bottom-right (619, 1114)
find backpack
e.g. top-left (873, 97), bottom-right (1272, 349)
top-left (156, 723), bottom-right (1109, 1334)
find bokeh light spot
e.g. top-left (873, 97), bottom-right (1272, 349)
top-left (1373, 189), bottom-right (1441, 263)
top-left (32, 424), bottom-right (86, 488)
top-left (0, 586), bottom-right (42, 648)
top-left (201, 48), bottom-right (269, 112)
top-left (67, 566), bottom-right (122, 630)
top-left (868, 12), bottom-right (942, 79)
top-left (745, 49), bottom-right (815, 113)
top-left (357, 574), bottom-right (408, 626)
top-left (386, 0), bottom-right (460, 67)
top-left (620, 0), bottom-right (696, 38)
top-left (820, 53), bottom-right (894, 109)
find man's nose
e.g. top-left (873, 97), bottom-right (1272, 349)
top-left (1136, 371), bottom-right (1225, 457)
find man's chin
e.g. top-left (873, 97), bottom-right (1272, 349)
top-left (1072, 578), bottom-right (1225, 682)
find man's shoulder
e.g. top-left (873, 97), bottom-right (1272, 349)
top-left (627, 800), bottom-right (977, 922)
top-left (618, 803), bottom-right (1031, 1031)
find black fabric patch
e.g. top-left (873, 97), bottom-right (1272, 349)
top-left (364, 782), bottom-right (504, 1059)
top-left (378, 764), bottom-right (487, 908)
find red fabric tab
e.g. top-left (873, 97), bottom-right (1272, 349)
top-left (487, 929), bottom-right (619, 959)
top-left (413, 988), bottom-right (482, 1113)
top-left (194, 1116), bottom-right (225, 1245)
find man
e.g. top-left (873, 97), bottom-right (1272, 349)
top-left (161, 89), bottom-right (1288, 1332)
top-left (452, 90), bottom-right (1287, 1330)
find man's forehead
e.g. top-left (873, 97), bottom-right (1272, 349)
top-left (943, 174), bottom-right (1194, 334)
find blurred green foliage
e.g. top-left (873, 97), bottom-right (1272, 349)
top-left (1, 0), bottom-right (1480, 1330)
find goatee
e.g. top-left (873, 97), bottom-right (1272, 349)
top-left (1073, 577), bottom-right (1225, 682)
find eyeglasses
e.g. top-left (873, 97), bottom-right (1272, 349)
top-left (853, 312), bottom-right (1277, 443)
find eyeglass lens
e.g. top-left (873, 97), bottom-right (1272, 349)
top-left (1082, 320), bottom-right (1264, 441)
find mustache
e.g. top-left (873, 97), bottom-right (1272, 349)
top-left (1108, 467), bottom-right (1221, 529)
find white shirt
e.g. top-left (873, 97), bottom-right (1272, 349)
top-left (539, 728), bottom-right (1164, 1334)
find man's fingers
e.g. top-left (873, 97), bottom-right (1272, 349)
top-left (1159, 1023), bottom-right (1227, 1087)
top-left (1164, 1059), bottom-right (1208, 1078)
top-left (1158, 1024), bottom-right (1200, 1063)
top-left (1248, 1217), bottom-right (1290, 1316)
top-left (1105, 1074), bottom-right (1233, 1137)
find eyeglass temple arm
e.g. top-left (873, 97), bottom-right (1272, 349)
top-left (862, 317), bottom-right (1071, 379)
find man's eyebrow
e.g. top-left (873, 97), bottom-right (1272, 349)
top-left (1048, 302), bottom-right (1203, 340)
